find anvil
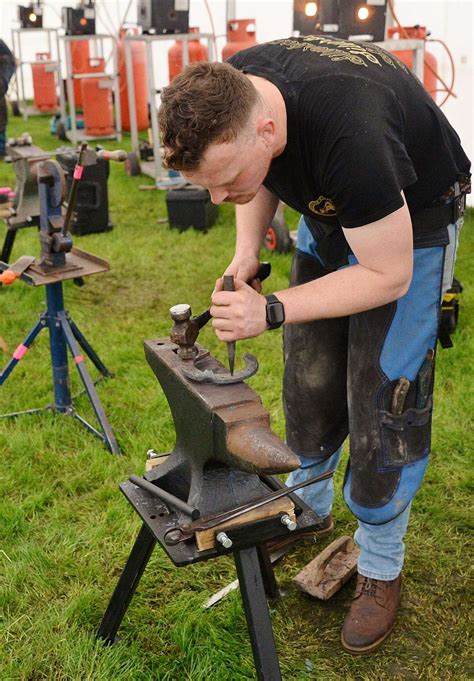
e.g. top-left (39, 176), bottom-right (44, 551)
top-left (143, 338), bottom-right (300, 517)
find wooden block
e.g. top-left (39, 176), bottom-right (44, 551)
top-left (293, 535), bottom-right (359, 600)
top-left (145, 454), bottom-right (169, 472)
top-left (196, 498), bottom-right (295, 551)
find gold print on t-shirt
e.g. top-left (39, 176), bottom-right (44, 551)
top-left (308, 195), bottom-right (337, 216)
top-left (270, 36), bottom-right (405, 71)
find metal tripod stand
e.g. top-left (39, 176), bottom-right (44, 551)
top-left (0, 149), bottom-right (120, 455)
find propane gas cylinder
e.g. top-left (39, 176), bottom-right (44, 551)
top-left (71, 39), bottom-right (90, 108)
top-left (31, 52), bottom-right (58, 112)
top-left (168, 27), bottom-right (208, 82)
top-left (81, 58), bottom-right (114, 136)
top-left (388, 26), bottom-right (438, 101)
top-left (118, 28), bottom-right (148, 132)
top-left (222, 19), bottom-right (257, 60)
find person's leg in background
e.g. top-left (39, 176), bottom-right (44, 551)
top-left (0, 58), bottom-right (16, 158)
top-left (0, 84), bottom-right (7, 158)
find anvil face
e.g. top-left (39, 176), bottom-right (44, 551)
top-left (144, 339), bottom-right (299, 476)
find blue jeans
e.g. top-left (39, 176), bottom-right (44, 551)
top-left (286, 449), bottom-right (411, 580)
top-left (285, 218), bottom-right (462, 581)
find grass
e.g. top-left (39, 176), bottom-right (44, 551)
top-left (0, 114), bottom-right (473, 680)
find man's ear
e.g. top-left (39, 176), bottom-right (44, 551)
top-left (256, 116), bottom-right (276, 147)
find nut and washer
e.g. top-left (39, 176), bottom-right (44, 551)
top-left (280, 514), bottom-right (297, 531)
top-left (216, 531), bottom-right (233, 548)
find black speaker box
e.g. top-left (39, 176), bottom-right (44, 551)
top-left (137, 0), bottom-right (189, 35)
top-left (56, 148), bottom-right (113, 236)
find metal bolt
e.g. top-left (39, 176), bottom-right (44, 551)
top-left (216, 531), bottom-right (233, 548)
top-left (281, 514), bottom-right (297, 531)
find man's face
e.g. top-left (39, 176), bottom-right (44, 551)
top-left (182, 129), bottom-right (273, 205)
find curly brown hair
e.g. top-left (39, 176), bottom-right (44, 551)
top-left (158, 61), bottom-right (259, 172)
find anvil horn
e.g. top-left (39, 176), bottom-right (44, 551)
top-left (226, 422), bottom-right (300, 474)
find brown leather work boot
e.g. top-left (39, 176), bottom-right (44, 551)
top-left (341, 573), bottom-right (402, 654)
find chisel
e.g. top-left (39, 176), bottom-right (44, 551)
top-left (223, 274), bottom-right (236, 375)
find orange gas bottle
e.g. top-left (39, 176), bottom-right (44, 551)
top-left (387, 26), bottom-right (438, 101)
top-left (71, 39), bottom-right (90, 108)
top-left (168, 27), bottom-right (209, 82)
top-left (118, 29), bottom-right (148, 132)
top-left (31, 52), bottom-right (58, 112)
top-left (81, 58), bottom-right (114, 136)
top-left (222, 19), bottom-right (257, 60)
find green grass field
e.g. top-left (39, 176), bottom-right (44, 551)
top-left (0, 114), bottom-right (472, 680)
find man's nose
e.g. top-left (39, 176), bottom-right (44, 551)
top-left (209, 187), bottom-right (228, 205)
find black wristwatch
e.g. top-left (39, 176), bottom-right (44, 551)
top-left (265, 294), bottom-right (285, 330)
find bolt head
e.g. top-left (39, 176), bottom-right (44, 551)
top-left (216, 531), bottom-right (233, 548)
top-left (281, 514), bottom-right (297, 531)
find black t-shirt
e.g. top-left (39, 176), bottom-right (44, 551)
top-left (228, 36), bottom-right (470, 233)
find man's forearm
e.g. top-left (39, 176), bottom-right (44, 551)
top-left (276, 262), bottom-right (410, 323)
top-left (235, 186), bottom-right (279, 257)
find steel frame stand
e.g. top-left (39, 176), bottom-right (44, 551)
top-left (97, 522), bottom-right (281, 680)
top-left (97, 476), bottom-right (325, 679)
top-left (124, 32), bottom-right (214, 185)
top-left (0, 279), bottom-right (120, 455)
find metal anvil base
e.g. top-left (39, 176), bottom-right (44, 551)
top-left (143, 338), bottom-right (300, 516)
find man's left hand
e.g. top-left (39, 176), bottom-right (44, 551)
top-left (210, 278), bottom-right (267, 341)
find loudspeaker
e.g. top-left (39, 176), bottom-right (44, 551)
top-left (137, 0), bottom-right (189, 35)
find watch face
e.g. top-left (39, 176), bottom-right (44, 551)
top-left (267, 301), bottom-right (285, 326)
top-left (269, 303), bottom-right (284, 324)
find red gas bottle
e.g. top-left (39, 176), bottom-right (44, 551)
top-left (81, 58), bottom-right (114, 136)
top-left (118, 28), bottom-right (148, 132)
top-left (387, 26), bottom-right (438, 101)
top-left (168, 27), bottom-right (209, 81)
top-left (71, 39), bottom-right (90, 108)
top-left (222, 19), bottom-right (257, 60)
top-left (31, 52), bottom-right (58, 112)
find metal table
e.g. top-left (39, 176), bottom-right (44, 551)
top-left (123, 32), bottom-right (215, 184)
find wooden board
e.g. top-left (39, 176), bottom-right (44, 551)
top-left (293, 535), bottom-right (359, 600)
top-left (196, 498), bottom-right (295, 551)
top-left (145, 454), bottom-right (170, 472)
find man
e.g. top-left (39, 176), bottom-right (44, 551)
top-left (158, 35), bottom-right (470, 654)
top-left (0, 40), bottom-right (16, 159)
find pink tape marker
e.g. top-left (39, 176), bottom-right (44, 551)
top-left (13, 344), bottom-right (28, 360)
top-left (74, 355), bottom-right (85, 364)
top-left (73, 165), bottom-right (84, 180)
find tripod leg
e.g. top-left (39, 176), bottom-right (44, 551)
top-left (59, 312), bottom-right (120, 455)
top-left (1, 225), bottom-right (18, 263)
top-left (97, 523), bottom-right (156, 644)
top-left (0, 316), bottom-right (45, 384)
top-left (68, 317), bottom-right (112, 378)
top-left (234, 547), bottom-right (282, 681)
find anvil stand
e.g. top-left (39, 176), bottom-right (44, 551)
top-left (97, 475), bottom-right (324, 681)
top-left (97, 338), bottom-right (327, 679)
top-left (0, 157), bottom-right (120, 455)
